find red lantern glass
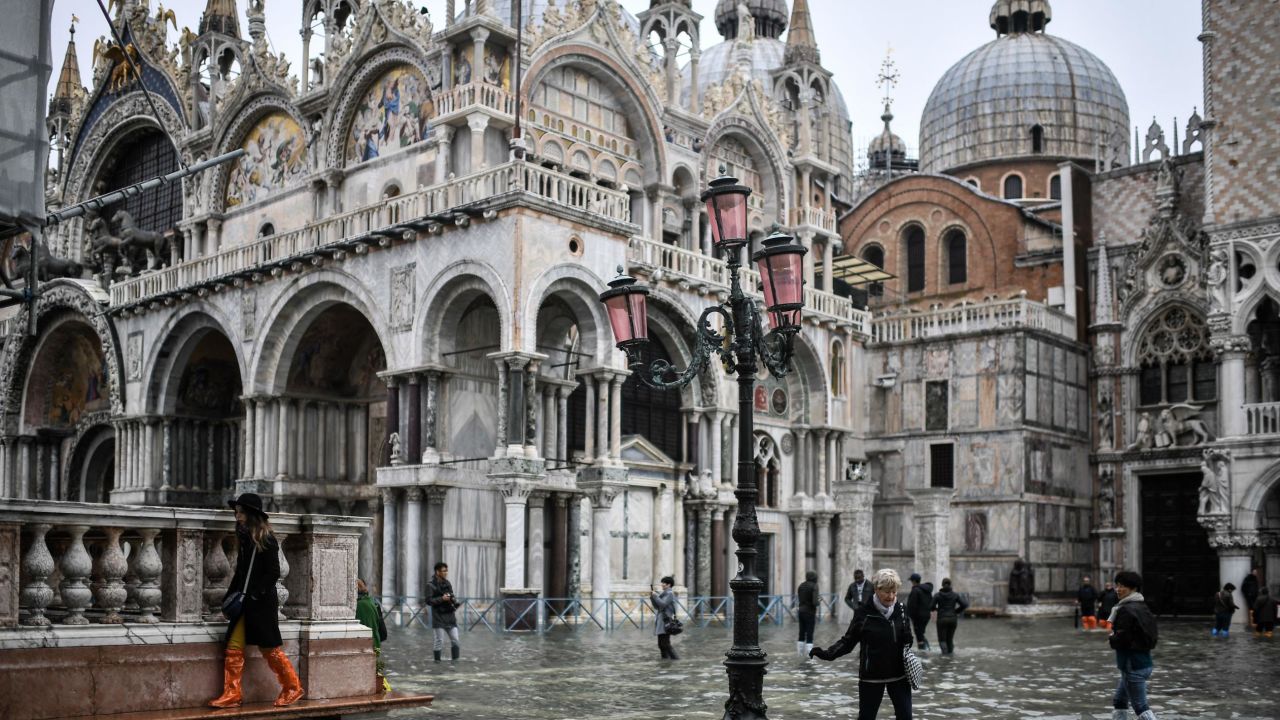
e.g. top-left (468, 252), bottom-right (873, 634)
top-left (599, 268), bottom-right (650, 347)
top-left (700, 174), bottom-right (752, 249)
top-left (752, 231), bottom-right (807, 331)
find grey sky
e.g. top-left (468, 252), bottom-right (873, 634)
top-left (50, 0), bottom-right (1203, 165)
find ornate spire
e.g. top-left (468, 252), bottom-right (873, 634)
top-left (989, 0), bottom-right (1051, 36)
top-left (52, 20), bottom-right (84, 111)
top-left (784, 0), bottom-right (819, 65)
top-left (200, 0), bottom-right (240, 37)
top-left (1094, 241), bottom-right (1114, 325)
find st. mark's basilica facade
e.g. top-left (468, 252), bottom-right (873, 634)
top-left (1, 0), bottom-right (1277, 617)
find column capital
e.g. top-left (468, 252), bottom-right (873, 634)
top-left (907, 486), bottom-right (956, 518)
top-left (528, 490), bottom-right (549, 508)
top-left (407, 373), bottom-right (421, 385)
top-left (426, 485), bottom-right (449, 505)
top-left (788, 511), bottom-right (810, 526)
top-left (812, 513), bottom-right (833, 529)
top-left (501, 480), bottom-right (534, 504)
top-left (1210, 334), bottom-right (1251, 356)
top-left (467, 114), bottom-right (491, 133)
top-left (405, 486), bottom-right (425, 503)
top-left (486, 350), bottom-right (549, 369)
top-left (469, 26), bottom-right (491, 43)
top-left (379, 487), bottom-right (398, 506)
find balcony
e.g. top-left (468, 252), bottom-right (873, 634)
top-left (869, 298), bottom-right (1075, 343)
top-left (109, 161), bottom-right (632, 307)
top-left (433, 82), bottom-right (516, 120)
top-left (789, 205), bottom-right (838, 236)
top-left (626, 236), bottom-right (870, 334)
top-left (1245, 401), bottom-right (1280, 435)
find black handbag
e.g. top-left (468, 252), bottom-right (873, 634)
top-left (663, 616), bottom-right (684, 635)
top-left (374, 601), bottom-right (389, 642)
top-left (221, 546), bottom-right (257, 622)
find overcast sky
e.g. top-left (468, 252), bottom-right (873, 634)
top-left (51, 0), bottom-right (1204, 163)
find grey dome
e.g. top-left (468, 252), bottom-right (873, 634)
top-left (918, 32), bottom-right (1129, 174)
top-left (460, 1), bottom-right (641, 34)
top-left (681, 38), bottom-right (849, 124)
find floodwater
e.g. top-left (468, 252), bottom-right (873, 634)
top-left (366, 616), bottom-right (1280, 719)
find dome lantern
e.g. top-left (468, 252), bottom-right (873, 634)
top-left (989, 0), bottom-right (1051, 36)
top-left (714, 0), bottom-right (788, 41)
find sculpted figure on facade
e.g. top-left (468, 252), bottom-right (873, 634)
top-left (1198, 449), bottom-right (1231, 516)
top-left (1096, 390), bottom-right (1114, 450)
top-left (1008, 558), bottom-right (1035, 604)
top-left (1206, 246), bottom-right (1229, 313)
top-left (388, 432), bottom-right (402, 465)
top-left (1127, 411), bottom-right (1154, 451)
top-left (1156, 404), bottom-right (1214, 447)
top-left (1097, 467), bottom-right (1116, 527)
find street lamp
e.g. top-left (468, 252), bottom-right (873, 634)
top-left (598, 174), bottom-right (806, 720)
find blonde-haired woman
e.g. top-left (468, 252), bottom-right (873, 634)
top-left (811, 568), bottom-right (914, 719)
top-left (209, 493), bottom-right (304, 708)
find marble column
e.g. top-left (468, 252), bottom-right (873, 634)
top-left (423, 371), bottom-right (442, 463)
top-left (792, 513), bottom-right (809, 589)
top-left (834, 478), bottom-right (878, 622)
top-left (815, 429), bottom-right (829, 498)
top-left (1215, 542), bottom-right (1254, 629)
top-left (335, 403), bottom-right (349, 480)
top-left (583, 375), bottom-right (596, 462)
top-left (657, 484), bottom-right (675, 580)
top-left (379, 488), bottom-right (398, 607)
top-left (243, 400), bottom-right (256, 479)
top-left (425, 486), bottom-right (447, 571)
top-left (385, 378), bottom-right (400, 465)
top-left (527, 493), bottom-right (547, 594)
top-left (795, 427), bottom-right (810, 496)
top-left (609, 374), bottom-right (623, 462)
top-left (590, 489), bottom-right (617, 605)
top-left (525, 362), bottom-right (540, 459)
top-left (801, 232), bottom-right (816, 290)
top-left (822, 237), bottom-right (835, 292)
top-left (502, 482), bottom-right (531, 588)
top-left (710, 412), bottom-right (723, 483)
top-left (316, 402), bottom-right (330, 479)
top-left (909, 487), bottom-right (955, 587)
top-left (1219, 347), bottom-right (1247, 437)
top-left (0, 437), bottom-right (9, 499)
top-left (494, 358), bottom-right (509, 456)
top-left (550, 495), bottom-right (569, 599)
top-left (276, 398), bottom-right (290, 479)
top-left (468, 114), bottom-right (489, 171)
top-left (556, 386), bottom-right (570, 468)
top-left (406, 376), bottom-right (422, 462)
top-left (435, 125), bottom-right (455, 184)
top-left (814, 514), bottom-right (833, 599)
top-left (541, 388), bottom-right (555, 460)
top-left (595, 375), bottom-right (609, 465)
top-left (711, 507), bottom-right (727, 597)
top-left (506, 357), bottom-right (529, 456)
top-left (403, 487), bottom-right (423, 606)
top-left (143, 420), bottom-right (157, 491)
top-left (696, 506), bottom-right (712, 597)
top-left (568, 496), bottom-right (583, 598)
top-left (685, 411), bottom-right (701, 471)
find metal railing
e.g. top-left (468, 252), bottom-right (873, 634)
top-left (869, 298), bottom-right (1075, 343)
top-left (385, 593), bottom-right (843, 634)
top-left (626, 236), bottom-right (870, 333)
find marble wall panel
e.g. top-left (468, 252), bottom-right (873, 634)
top-left (443, 487), bottom-right (504, 541)
top-left (1025, 375), bottom-right (1039, 423)
top-left (979, 374), bottom-right (997, 428)
top-left (954, 342), bottom-right (976, 376)
top-left (977, 338), bottom-right (1000, 373)
top-left (925, 347), bottom-right (951, 377)
top-left (902, 381), bottom-right (923, 432)
top-left (1004, 336), bottom-right (1025, 373)
top-left (953, 376), bottom-right (978, 429)
top-left (998, 374), bottom-right (1023, 425)
top-left (443, 539), bottom-right (501, 599)
top-left (1053, 381), bottom-right (1067, 429)
top-left (1038, 376), bottom-right (1053, 427)
top-left (608, 489), bottom-right (654, 584)
top-left (446, 376), bottom-right (498, 459)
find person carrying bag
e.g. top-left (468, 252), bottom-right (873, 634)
top-left (652, 576), bottom-right (681, 660)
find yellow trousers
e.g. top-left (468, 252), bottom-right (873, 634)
top-left (227, 619), bottom-right (246, 650)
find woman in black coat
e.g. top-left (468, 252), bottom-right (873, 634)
top-left (209, 494), bottom-right (304, 708)
top-left (811, 568), bottom-right (914, 719)
top-left (930, 578), bottom-right (969, 655)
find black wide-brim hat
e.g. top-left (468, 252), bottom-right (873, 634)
top-left (229, 492), bottom-right (268, 519)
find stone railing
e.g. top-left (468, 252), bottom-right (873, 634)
top-left (1245, 401), bottom-right (1280, 435)
top-left (528, 108), bottom-right (639, 161)
top-left (789, 205), bottom-right (838, 235)
top-left (626, 236), bottom-right (869, 334)
top-left (0, 499), bottom-right (366, 629)
top-left (433, 81), bottom-right (516, 118)
top-left (109, 161), bottom-right (632, 307)
top-left (869, 298), bottom-right (1075, 343)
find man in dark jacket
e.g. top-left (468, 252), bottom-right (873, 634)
top-left (812, 569), bottom-right (915, 720)
top-left (905, 573), bottom-right (933, 651)
top-left (930, 578), bottom-right (969, 654)
top-left (1098, 581), bottom-right (1120, 631)
top-left (1212, 583), bottom-right (1238, 638)
top-left (796, 570), bottom-right (819, 659)
top-left (1108, 570), bottom-right (1159, 720)
top-left (845, 569), bottom-right (873, 611)
top-left (1078, 575), bottom-right (1100, 630)
top-left (427, 562), bottom-right (461, 661)
top-left (1242, 567), bottom-right (1261, 624)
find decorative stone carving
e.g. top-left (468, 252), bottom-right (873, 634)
top-left (203, 532), bottom-right (231, 618)
top-left (59, 525), bottom-right (93, 625)
top-left (1127, 412), bottom-right (1153, 451)
top-left (1097, 467), bottom-right (1116, 527)
top-left (1142, 118), bottom-right (1170, 163)
top-left (388, 431), bottom-right (402, 465)
top-left (1096, 390), bottom-right (1114, 451)
top-left (1155, 404), bottom-right (1214, 448)
top-left (390, 264), bottom-right (416, 332)
top-left (1182, 107), bottom-right (1204, 154)
top-left (20, 524), bottom-right (54, 627)
top-left (276, 532), bottom-right (291, 620)
top-left (127, 332), bottom-right (143, 382)
top-left (1206, 247), bottom-right (1229, 313)
top-left (95, 527), bottom-right (129, 623)
top-left (1198, 448), bottom-right (1231, 516)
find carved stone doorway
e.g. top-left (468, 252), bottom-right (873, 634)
top-left (1140, 472), bottom-right (1217, 616)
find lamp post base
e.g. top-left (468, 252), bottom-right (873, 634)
top-left (723, 656), bottom-right (769, 720)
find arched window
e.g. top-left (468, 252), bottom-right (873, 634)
top-left (621, 335), bottom-right (683, 460)
top-left (903, 225), bottom-right (926, 293)
top-left (1003, 174), bottom-right (1024, 200)
top-left (257, 223), bottom-right (275, 238)
top-left (830, 341), bottom-right (846, 396)
top-left (1030, 125), bottom-right (1044, 154)
top-left (382, 184), bottom-right (401, 199)
top-left (1137, 307), bottom-right (1216, 406)
top-left (1049, 174), bottom-right (1062, 200)
top-left (965, 177), bottom-right (980, 190)
top-left (862, 244), bottom-right (885, 298)
top-left (944, 229), bottom-right (967, 285)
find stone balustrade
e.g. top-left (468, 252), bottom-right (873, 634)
top-left (626, 236), bottom-right (870, 333)
top-left (0, 499), bottom-right (366, 629)
top-left (789, 205), bottom-right (838, 235)
top-left (1245, 401), bottom-right (1280, 435)
top-left (433, 81), bottom-right (516, 119)
top-left (109, 161), bottom-right (632, 308)
top-left (869, 298), bottom-right (1076, 343)
top-left (528, 107), bottom-right (639, 161)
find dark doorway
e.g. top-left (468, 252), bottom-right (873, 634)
top-left (1141, 473), bottom-right (1217, 615)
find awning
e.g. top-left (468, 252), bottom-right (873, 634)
top-left (830, 255), bottom-right (894, 285)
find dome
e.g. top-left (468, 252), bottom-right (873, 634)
top-left (868, 105), bottom-right (905, 159)
top-left (462, 1), bottom-right (642, 34)
top-left (680, 38), bottom-right (850, 124)
top-left (714, 0), bottom-right (788, 40)
top-left (918, 4), bottom-right (1129, 174)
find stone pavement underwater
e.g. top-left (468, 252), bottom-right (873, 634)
top-left (365, 617), bottom-right (1280, 719)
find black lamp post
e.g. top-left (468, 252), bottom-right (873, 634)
top-left (598, 174), bottom-right (806, 720)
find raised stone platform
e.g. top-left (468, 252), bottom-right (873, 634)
top-left (1004, 601), bottom-right (1076, 618)
top-left (58, 692), bottom-right (434, 720)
